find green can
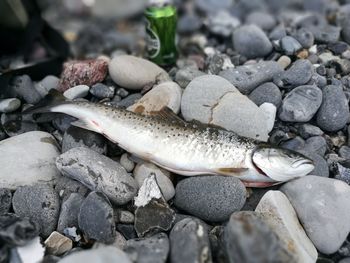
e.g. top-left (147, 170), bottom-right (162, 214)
top-left (144, 1), bottom-right (178, 65)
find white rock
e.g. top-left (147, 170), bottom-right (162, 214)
top-left (59, 246), bottom-right (131, 263)
top-left (35, 75), bottom-right (60, 97)
top-left (128, 82), bottom-right (182, 115)
top-left (109, 55), bottom-right (170, 90)
top-left (134, 174), bottom-right (163, 207)
top-left (45, 231), bottom-right (73, 256)
top-left (119, 153), bottom-right (135, 172)
top-left (255, 190), bottom-right (318, 263)
top-left (63, 85), bottom-right (90, 100)
top-left (0, 131), bottom-right (60, 189)
top-left (259, 103), bottom-right (276, 133)
top-left (0, 98), bottom-right (21, 113)
top-left (133, 162), bottom-right (175, 201)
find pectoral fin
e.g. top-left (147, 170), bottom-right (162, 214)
top-left (215, 167), bottom-right (249, 176)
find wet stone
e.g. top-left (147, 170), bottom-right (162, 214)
top-left (124, 233), bottom-right (169, 263)
top-left (0, 189), bottom-right (12, 214)
top-left (78, 191), bottom-right (115, 243)
top-left (169, 218), bottom-right (212, 263)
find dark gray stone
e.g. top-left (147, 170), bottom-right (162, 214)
top-left (116, 94), bottom-right (142, 108)
top-left (219, 61), bottom-right (283, 94)
top-left (281, 136), bottom-right (306, 152)
top-left (169, 218), bottom-right (212, 263)
top-left (274, 59), bottom-right (314, 88)
top-left (245, 11), bottom-right (276, 31)
top-left (317, 85), bottom-right (349, 132)
top-left (124, 233), bottom-right (169, 263)
top-left (78, 191), bottom-right (115, 243)
top-left (57, 193), bottom-right (85, 232)
top-left (174, 175), bottom-right (246, 222)
top-left (280, 36), bottom-right (302, 55)
top-left (116, 224), bottom-right (137, 240)
top-left (232, 25), bottom-right (272, 59)
top-left (248, 82), bottom-right (282, 107)
top-left (0, 189), bottom-right (12, 214)
top-left (328, 41), bottom-right (349, 55)
top-left (279, 85), bottom-right (322, 122)
top-left (54, 175), bottom-right (89, 201)
top-left (90, 83), bottom-right (115, 99)
top-left (62, 125), bottom-right (107, 154)
top-left (300, 150), bottom-right (329, 177)
top-left (281, 176), bottom-right (350, 254)
top-left (293, 28), bottom-right (314, 48)
top-left (269, 24), bottom-right (286, 41)
top-left (206, 11), bottom-right (240, 37)
top-left (304, 136), bottom-right (327, 156)
top-left (56, 147), bottom-right (137, 205)
top-left (308, 24), bottom-right (341, 43)
top-left (175, 67), bottom-right (205, 89)
top-left (224, 211), bottom-right (294, 263)
top-left (52, 115), bottom-right (77, 133)
top-left (298, 124), bottom-right (324, 139)
top-left (9, 75), bottom-right (41, 104)
top-left (339, 146), bottom-right (350, 159)
top-left (334, 160), bottom-right (350, 184)
top-left (2, 120), bottom-right (39, 137)
top-left (12, 184), bottom-right (60, 238)
top-left (195, 0), bottom-right (233, 13)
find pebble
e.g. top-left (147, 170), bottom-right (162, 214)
top-left (174, 175), bottom-right (246, 222)
top-left (63, 85), bottom-right (90, 100)
top-left (308, 24), bottom-right (341, 44)
top-left (119, 153), bottom-right (135, 173)
top-left (134, 175), bottom-right (175, 237)
top-left (175, 67), bottom-right (205, 89)
top-left (59, 246), bottom-right (131, 263)
top-left (57, 193), bottom-right (85, 233)
top-left (114, 209), bottom-right (135, 224)
top-left (269, 24), bottom-right (287, 41)
top-left (334, 161), bottom-right (350, 184)
top-left (178, 14), bottom-right (202, 34)
top-left (109, 55), bottom-right (170, 90)
top-left (298, 124), bottom-right (324, 139)
top-left (195, 0), bottom-right (233, 13)
top-left (317, 85), bottom-right (350, 132)
top-left (169, 218), bottom-right (212, 263)
top-left (9, 75), bottom-right (42, 104)
top-left (12, 184), bottom-right (60, 238)
top-left (245, 11), bottom-right (276, 31)
top-left (274, 59), bottom-right (314, 88)
top-left (206, 10), bottom-right (240, 37)
top-left (0, 131), bottom-right (60, 189)
top-left (280, 36), bottom-right (302, 55)
top-left (124, 233), bottom-right (169, 263)
top-left (0, 188), bottom-right (12, 214)
top-left (44, 231), bottom-right (73, 256)
top-left (304, 136), bottom-right (327, 156)
top-left (56, 147), bottom-right (137, 205)
top-left (58, 58), bottom-right (109, 92)
top-left (278, 85), bottom-right (322, 122)
top-left (116, 94), bottom-right (143, 108)
top-left (78, 192), bottom-right (115, 243)
top-left (38, 75), bottom-right (59, 91)
top-left (54, 175), bottom-right (89, 201)
top-left (116, 224), bottom-right (137, 240)
top-left (219, 61), bottom-right (283, 94)
top-left (232, 25), bottom-right (272, 59)
top-left (0, 99), bottom-right (21, 113)
top-left (133, 162), bottom-right (175, 201)
top-left (248, 82), bottom-right (282, 107)
top-left (90, 83), bottom-right (115, 99)
top-left (300, 150), bottom-right (329, 177)
top-left (181, 75), bottom-right (269, 141)
top-left (62, 125), bottom-right (107, 154)
top-left (339, 146), bottom-right (350, 159)
top-left (328, 41), bottom-right (349, 55)
top-left (127, 82), bottom-right (182, 115)
top-left (293, 28), bottom-right (314, 48)
top-left (255, 191), bottom-right (318, 263)
top-left (281, 136), bottom-right (306, 152)
top-left (281, 176), bottom-right (350, 254)
top-left (277, 55), bottom-right (292, 69)
top-left (224, 211), bottom-right (294, 262)
top-left (259, 103), bottom-right (276, 133)
top-left (1, 118), bottom-right (39, 137)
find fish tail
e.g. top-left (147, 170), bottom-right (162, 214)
top-left (22, 89), bottom-right (69, 114)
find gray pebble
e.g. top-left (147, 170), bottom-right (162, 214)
top-left (2, 119), bottom-right (39, 137)
top-left (339, 146), bottom-right (350, 159)
top-left (300, 150), bottom-right (329, 177)
top-left (175, 67), bottom-right (205, 89)
top-left (232, 25), bottom-right (272, 59)
top-left (281, 136), bottom-right (305, 152)
top-left (280, 36), bottom-right (302, 55)
top-left (12, 184), bottom-right (60, 238)
top-left (62, 125), bottom-right (107, 154)
top-left (174, 175), bottom-right (246, 222)
top-left (274, 59), bottom-right (314, 88)
top-left (279, 85), bottom-right (322, 122)
top-left (117, 94), bottom-right (142, 108)
top-left (304, 136), bottom-right (327, 156)
top-left (10, 75), bottom-right (42, 104)
top-left (119, 153), bottom-right (135, 173)
top-left (63, 85), bottom-right (90, 100)
top-left (54, 175), bottom-right (89, 201)
top-left (308, 24), bottom-right (341, 43)
top-left (115, 209), bottom-right (135, 224)
top-left (334, 161), bottom-right (350, 185)
top-left (178, 14), bottom-right (202, 34)
top-left (195, 0), bottom-right (233, 13)
top-left (169, 218), bottom-right (212, 263)
top-left (317, 85), bottom-right (350, 132)
top-left (298, 124), bottom-right (324, 139)
top-left (0, 99), bottom-right (21, 113)
top-left (269, 24), bottom-right (287, 41)
top-left (248, 82), bottom-right (282, 107)
top-left (206, 10), bottom-right (240, 37)
top-left (56, 147), bottom-right (137, 205)
top-left (57, 193), bottom-right (85, 233)
top-left (245, 11), bottom-right (276, 31)
top-left (90, 83), bottom-right (115, 99)
top-left (78, 191), bottom-right (115, 243)
top-left (224, 211), bottom-right (294, 263)
top-left (124, 233), bottom-right (169, 263)
top-left (293, 28), bottom-right (314, 48)
top-left (220, 61), bottom-right (283, 94)
top-left (0, 188), bottom-right (12, 214)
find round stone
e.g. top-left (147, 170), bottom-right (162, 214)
top-left (248, 82), bottom-right (282, 107)
top-left (0, 98), bottom-right (21, 113)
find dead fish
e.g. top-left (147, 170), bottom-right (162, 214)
top-left (24, 90), bottom-right (314, 187)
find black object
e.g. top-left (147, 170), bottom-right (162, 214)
top-left (0, 0), bottom-right (69, 92)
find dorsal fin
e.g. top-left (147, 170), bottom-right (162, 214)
top-left (149, 107), bottom-right (187, 125)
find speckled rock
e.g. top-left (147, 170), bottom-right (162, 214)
top-left (248, 82), bottom-right (282, 107)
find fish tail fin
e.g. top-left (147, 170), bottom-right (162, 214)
top-left (22, 89), bottom-right (69, 114)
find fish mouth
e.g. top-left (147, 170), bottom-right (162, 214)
top-left (251, 145), bottom-right (315, 182)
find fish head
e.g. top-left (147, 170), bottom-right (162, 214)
top-left (251, 146), bottom-right (314, 182)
